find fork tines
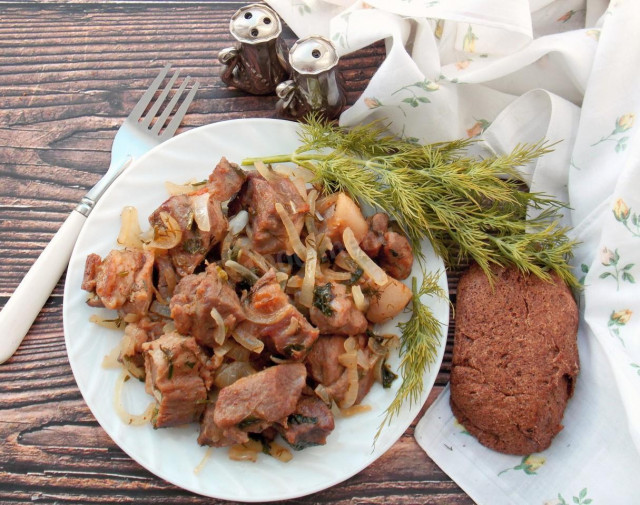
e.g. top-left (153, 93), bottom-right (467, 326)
top-left (130, 64), bottom-right (200, 141)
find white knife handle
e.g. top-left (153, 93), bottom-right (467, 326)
top-left (0, 210), bottom-right (87, 364)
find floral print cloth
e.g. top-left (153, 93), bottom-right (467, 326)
top-left (267, 0), bottom-right (639, 503)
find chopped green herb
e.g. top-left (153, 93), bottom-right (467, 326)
top-left (159, 345), bottom-right (174, 379)
top-left (238, 416), bottom-right (260, 429)
top-left (288, 414), bottom-right (318, 425)
top-left (382, 361), bottom-right (398, 388)
top-left (185, 361), bottom-right (196, 369)
top-left (346, 267), bottom-right (364, 286)
top-left (313, 283), bottom-right (335, 317)
top-left (182, 236), bottom-right (204, 254)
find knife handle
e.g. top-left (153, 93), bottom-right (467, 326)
top-left (0, 210), bottom-right (87, 364)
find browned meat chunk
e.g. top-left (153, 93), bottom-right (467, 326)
top-left (119, 316), bottom-right (166, 379)
top-left (278, 395), bottom-right (335, 450)
top-left (359, 212), bottom-right (389, 258)
top-left (379, 231), bottom-right (413, 280)
top-left (357, 212), bottom-right (413, 280)
top-left (81, 248), bottom-right (154, 316)
top-left (233, 172), bottom-right (309, 255)
top-left (306, 335), bottom-right (378, 408)
top-left (309, 282), bottom-right (368, 335)
top-left (198, 394), bottom-right (247, 447)
top-left (142, 333), bottom-right (213, 428)
top-left (155, 252), bottom-right (179, 302)
top-left (207, 157), bottom-right (246, 202)
top-left (213, 363), bottom-right (307, 443)
top-left (170, 263), bottom-right (245, 348)
top-left (238, 269), bottom-right (318, 359)
top-left (149, 192), bottom-right (227, 277)
top-left (305, 335), bottom-right (346, 387)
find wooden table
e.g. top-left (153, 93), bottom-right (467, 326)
top-left (0, 2), bottom-right (473, 503)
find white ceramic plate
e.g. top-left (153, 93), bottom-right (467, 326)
top-left (63, 118), bottom-right (449, 502)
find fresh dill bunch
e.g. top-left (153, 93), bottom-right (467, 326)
top-left (375, 272), bottom-right (447, 441)
top-left (243, 116), bottom-right (576, 286)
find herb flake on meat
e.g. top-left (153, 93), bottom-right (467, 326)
top-left (288, 414), bottom-right (318, 425)
top-left (313, 283), bottom-right (334, 317)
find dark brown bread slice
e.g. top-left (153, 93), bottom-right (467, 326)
top-left (450, 264), bottom-right (579, 455)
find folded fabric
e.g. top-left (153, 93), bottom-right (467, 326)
top-left (267, 0), bottom-right (640, 503)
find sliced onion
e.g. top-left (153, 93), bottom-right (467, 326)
top-left (194, 447), bottom-right (214, 475)
top-left (209, 307), bottom-right (226, 346)
top-left (268, 441), bottom-right (293, 462)
top-left (101, 342), bottom-right (122, 369)
top-left (148, 212), bottom-right (182, 249)
top-left (114, 370), bottom-right (155, 426)
top-left (320, 266), bottom-right (352, 282)
top-left (213, 339), bottom-right (233, 358)
top-left (228, 210), bottom-right (249, 235)
top-left (338, 351), bottom-right (359, 409)
top-left (224, 260), bottom-right (259, 283)
top-left (231, 326), bottom-right (264, 354)
top-left (299, 238), bottom-right (317, 308)
top-left (254, 160), bottom-right (275, 182)
top-left (314, 384), bottom-right (332, 406)
top-left (164, 180), bottom-right (205, 196)
top-left (214, 361), bottom-right (256, 388)
top-left (89, 314), bottom-right (124, 330)
top-left (351, 284), bottom-right (369, 312)
top-left (243, 249), bottom-right (273, 274)
top-left (229, 444), bottom-right (259, 462)
top-left (117, 206), bottom-right (143, 249)
top-left (290, 177), bottom-right (308, 200)
top-left (287, 275), bottom-right (303, 289)
top-left (343, 227), bottom-right (388, 286)
top-left (316, 193), bottom-right (339, 214)
top-left (190, 192), bottom-right (211, 232)
top-left (272, 164), bottom-right (315, 183)
top-left (275, 202), bottom-right (307, 260)
top-left (243, 303), bottom-right (290, 325)
top-left (340, 404), bottom-right (372, 417)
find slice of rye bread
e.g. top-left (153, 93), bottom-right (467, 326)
top-left (450, 264), bottom-right (579, 455)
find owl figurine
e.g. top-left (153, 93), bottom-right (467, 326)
top-left (218, 4), bottom-right (290, 95)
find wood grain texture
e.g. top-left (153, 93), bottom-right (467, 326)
top-left (0, 2), bottom-right (474, 504)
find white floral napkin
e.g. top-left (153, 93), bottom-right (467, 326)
top-left (267, 0), bottom-right (640, 503)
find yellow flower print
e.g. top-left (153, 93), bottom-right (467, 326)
top-left (612, 309), bottom-right (633, 325)
top-left (609, 309), bottom-right (632, 345)
top-left (613, 198), bottom-right (631, 221)
top-left (363, 97), bottom-right (382, 109)
top-left (434, 19), bottom-right (444, 40)
top-left (586, 29), bottom-right (600, 40)
top-left (462, 25), bottom-right (478, 53)
top-left (498, 454), bottom-right (546, 476)
top-left (592, 113), bottom-right (635, 152)
top-left (599, 246), bottom-right (616, 266)
top-left (616, 113), bottom-right (635, 132)
top-left (466, 119), bottom-right (491, 138)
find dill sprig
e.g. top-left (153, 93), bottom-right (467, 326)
top-left (374, 272), bottom-right (446, 441)
top-left (243, 115), bottom-right (576, 286)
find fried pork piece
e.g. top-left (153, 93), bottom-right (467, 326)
top-left (206, 157), bottom-right (246, 202)
top-left (142, 332), bottom-right (214, 428)
top-left (358, 212), bottom-right (414, 280)
top-left (213, 363), bottom-right (307, 444)
top-left (277, 395), bottom-right (335, 450)
top-left (170, 263), bottom-right (246, 348)
top-left (119, 316), bottom-right (166, 380)
top-left (81, 249), bottom-right (154, 316)
top-left (149, 191), bottom-right (227, 277)
top-left (309, 282), bottom-right (368, 335)
top-left (198, 394), bottom-right (242, 447)
top-left (237, 269), bottom-right (319, 360)
top-left (155, 252), bottom-right (179, 302)
top-left (306, 335), bottom-right (378, 408)
top-left (232, 171), bottom-right (309, 255)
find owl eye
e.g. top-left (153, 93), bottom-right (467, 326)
top-left (250, 28), bottom-right (259, 37)
top-left (312, 49), bottom-right (321, 58)
top-left (264, 17), bottom-right (271, 25)
top-left (244, 12), bottom-right (252, 19)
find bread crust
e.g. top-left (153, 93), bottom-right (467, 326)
top-left (450, 264), bottom-right (579, 455)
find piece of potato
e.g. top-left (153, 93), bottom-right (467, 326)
top-left (325, 193), bottom-right (369, 244)
top-left (366, 277), bottom-right (412, 323)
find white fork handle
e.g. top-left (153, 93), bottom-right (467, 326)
top-left (0, 210), bottom-right (86, 364)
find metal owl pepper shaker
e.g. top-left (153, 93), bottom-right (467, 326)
top-left (276, 35), bottom-right (346, 120)
top-left (218, 4), bottom-right (290, 95)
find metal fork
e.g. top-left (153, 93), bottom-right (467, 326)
top-left (0, 64), bottom-right (199, 364)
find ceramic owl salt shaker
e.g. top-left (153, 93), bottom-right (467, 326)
top-left (218, 4), bottom-right (290, 95)
top-left (276, 36), bottom-right (346, 120)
